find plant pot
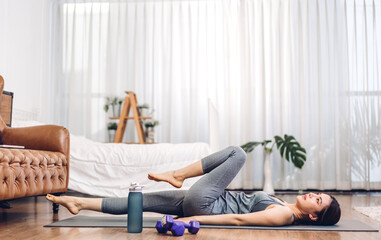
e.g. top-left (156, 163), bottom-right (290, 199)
top-left (108, 129), bottom-right (116, 142)
top-left (117, 104), bottom-right (121, 117)
top-left (263, 151), bottom-right (275, 195)
top-left (145, 127), bottom-right (155, 143)
top-left (110, 105), bottom-right (116, 117)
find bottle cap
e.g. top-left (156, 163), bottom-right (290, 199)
top-left (129, 182), bottom-right (144, 192)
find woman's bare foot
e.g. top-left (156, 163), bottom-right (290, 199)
top-left (148, 171), bottom-right (184, 188)
top-left (46, 194), bottom-right (82, 215)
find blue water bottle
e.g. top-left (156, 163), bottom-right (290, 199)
top-left (127, 182), bottom-right (143, 233)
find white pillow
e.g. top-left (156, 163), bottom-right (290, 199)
top-left (11, 120), bottom-right (45, 128)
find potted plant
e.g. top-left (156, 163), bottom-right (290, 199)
top-left (137, 103), bottom-right (150, 116)
top-left (241, 134), bottom-right (306, 194)
top-left (104, 97), bottom-right (124, 117)
top-left (107, 122), bottom-right (118, 142)
top-left (144, 119), bottom-right (159, 143)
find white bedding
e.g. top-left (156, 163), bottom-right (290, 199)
top-left (12, 120), bottom-right (212, 197)
top-left (69, 136), bottom-right (211, 197)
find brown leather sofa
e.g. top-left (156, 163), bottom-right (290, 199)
top-left (0, 75), bottom-right (70, 213)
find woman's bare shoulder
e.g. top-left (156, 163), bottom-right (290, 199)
top-left (248, 205), bottom-right (295, 226)
top-left (278, 205), bottom-right (295, 224)
top-left (266, 205), bottom-right (295, 223)
top-left (270, 204), bottom-right (293, 213)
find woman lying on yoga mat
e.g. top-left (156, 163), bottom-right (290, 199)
top-left (46, 146), bottom-right (341, 226)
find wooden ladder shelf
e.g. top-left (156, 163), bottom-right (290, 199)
top-left (110, 91), bottom-right (151, 144)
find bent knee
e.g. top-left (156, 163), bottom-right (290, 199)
top-left (227, 146), bottom-right (247, 163)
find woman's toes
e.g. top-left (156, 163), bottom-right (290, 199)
top-left (46, 194), bottom-right (54, 202)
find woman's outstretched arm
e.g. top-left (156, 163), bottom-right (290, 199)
top-left (178, 206), bottom-right (294, 226)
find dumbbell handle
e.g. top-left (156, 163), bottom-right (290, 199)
top-left (182, 222), bottom-right (191, 228)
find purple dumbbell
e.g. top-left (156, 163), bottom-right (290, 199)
top-left (169, 221), bottom-right (186, 236)
top-left (183, 221), bottom-right (200, 234)
top-left (161, 215), bottom-right (174, 229)
top-left (155, 220), bottom-right (168, 234)
top-left (156, 215), bottom-right (200, 236)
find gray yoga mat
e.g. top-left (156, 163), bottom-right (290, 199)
top-left (44, 215), bottom-right (378, 232)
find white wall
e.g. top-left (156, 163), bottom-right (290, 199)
top-left (0, 0), bottom-right (50, 122)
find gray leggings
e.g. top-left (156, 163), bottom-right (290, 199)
top-left (102, 146), bottom-right (246, 217)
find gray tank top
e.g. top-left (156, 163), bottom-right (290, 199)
top-left (211, 191), bottom-right (286, 214)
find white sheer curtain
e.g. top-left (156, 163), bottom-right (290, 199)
top-left (50, 0), bottom-right (381, 190)
top-left (347, 0), bottom-right (381, 189)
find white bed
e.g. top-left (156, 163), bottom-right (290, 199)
top-left (68, 136), bottom-right (211, 197)
top-left (12, 120), bottom-right (212, 197)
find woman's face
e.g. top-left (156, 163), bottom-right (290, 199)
top-left (296, 192), bottom-right (332, 217)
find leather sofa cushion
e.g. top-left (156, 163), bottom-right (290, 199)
top-left (0, 148), bottom-right (68, 200)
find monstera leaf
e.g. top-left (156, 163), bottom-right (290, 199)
top-left (241, 141), bottom-right (263, 153)
top-left (274, 135), bottom-right (306, 169)
top-left (241, 134), bottom-right (307, 169)
top-left (241, 140), bottom-right (272, 153)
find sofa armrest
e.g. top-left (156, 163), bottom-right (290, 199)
top-left (1, 125), bottom-right (70, 157)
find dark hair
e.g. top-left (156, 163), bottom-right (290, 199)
top-left (316, 195), bottom-right (341, 225)
top-left (296, 195), bottom-right (341, 225)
